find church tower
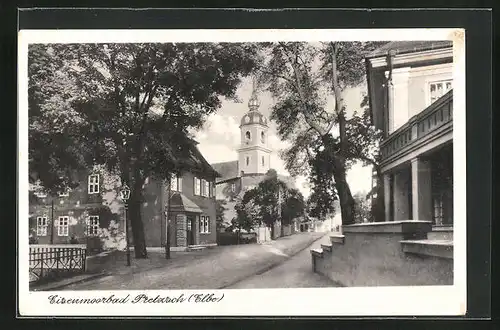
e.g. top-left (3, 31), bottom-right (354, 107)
top-left (237, 79), bottom-right (271, 176)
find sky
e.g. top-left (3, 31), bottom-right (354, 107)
top-left (193, 76), bottom-right (373, 199)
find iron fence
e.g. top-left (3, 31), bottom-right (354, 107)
top-left (29, 244), bottom-right (87, 283)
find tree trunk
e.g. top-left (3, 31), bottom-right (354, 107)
top-left (128, 191), bottom-right (148, 259)
top-left (331, 154), bottom-right (356, 226)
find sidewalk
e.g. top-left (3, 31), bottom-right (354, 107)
top-left (31, 248), bottom-right (222, 291)
top-left (33, 232), bottom-right (326, 291)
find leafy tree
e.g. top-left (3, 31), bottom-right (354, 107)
top-left (353, 191), bottom-right (372, 223)
top-left (215, 199), bottom-right (227, 231)
top-left (281, 188), bottom-right (305, 225)
top-left (29, 43), bottom-right (260, 258)
top-left (233, 190), bottom-right (260, 233)
top-left (345, 95), bottom-right (384, 222)
top-left (256, 41), bottom-right (385, 226)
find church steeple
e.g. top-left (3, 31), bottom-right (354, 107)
top-left (247, 78), bottom-right (261, 111)
top-left (237, 76), bottom-right (271, 175)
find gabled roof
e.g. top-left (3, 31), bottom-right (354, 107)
top-left (180, 140), bottom-right (221, 178)
top-left (366, 40), bottom-right (453, 59)
top-left (211, 160), bottom-right (239, 183)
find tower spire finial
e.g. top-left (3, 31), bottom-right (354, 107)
top-left (248, 76), bottom-right (260, 111)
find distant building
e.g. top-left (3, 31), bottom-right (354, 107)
top-left (211, 82), bottom-right (296, 228)
top-left (29, 139), bottom-right (220, 252)
top-left (365, 40), bottom-right (453, 240)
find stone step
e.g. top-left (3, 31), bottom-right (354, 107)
top-left (427, 228), bottom-right (453, 241)
top-left (310, 248), bottom-right (323, 258)
top-left (186, 246), bottom-right (207, 252)
top-left (320, 243), bottom-right (333, 252)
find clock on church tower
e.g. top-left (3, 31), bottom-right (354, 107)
top-left (237, 81), bottom-right (272, 176)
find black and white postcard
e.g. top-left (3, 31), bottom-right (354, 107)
top-left (18, 28), bottom-right (466, 316)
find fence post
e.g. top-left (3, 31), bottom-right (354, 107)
top-left (56, 248), bottom-right (60, 270)
top-left (69, 248), bottom-right (73, 271)
top-left (40, 249), bottom-right (44, 279)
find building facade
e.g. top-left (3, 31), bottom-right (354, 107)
top-left (365, 40), bottom-right (454, 239)
top-left (29, 141), bottom-right (219, 252)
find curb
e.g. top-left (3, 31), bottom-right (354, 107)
top-left (218, 234), bottom-right (327, 289)
top-left (31, 272), bottom-right (110, 291)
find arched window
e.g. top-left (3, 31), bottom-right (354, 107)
top-left (245, 131), bottom-right (251, 141)
top-left (246, 156), bottom-right (250, 166)
top-left (262, 156), bottom-right (265, 166)
top-left (261, 131), bottom-right (265, 143)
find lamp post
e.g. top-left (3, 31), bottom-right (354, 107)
top-left (120, 184), bottom-right (131, 267)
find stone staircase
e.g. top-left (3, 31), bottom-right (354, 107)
top-left (310, 221), bottom-right (454, 286)
top-left (427, 226), bottom-right (453, 240)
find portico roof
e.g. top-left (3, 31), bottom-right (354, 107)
top-left (169, 192), bottom-right (203, 213)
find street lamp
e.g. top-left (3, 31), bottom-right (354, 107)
top-left (120, 184), bottom-right (131, 266)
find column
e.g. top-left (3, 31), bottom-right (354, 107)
top-left (393, 169), bottom-right (411, 220)
top-left (383, 173), bottom-right (392, 222)
top-left (176, 213), bottom-right (187, 247)
top-left (411, 158), bottom-right (433, 221)
top-left (195, 215), bottom-right (200, 245)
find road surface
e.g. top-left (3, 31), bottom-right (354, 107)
top-left (227, 234), bottom-right (337, 288)
top-left (56, 232), bottom-right (332, 290)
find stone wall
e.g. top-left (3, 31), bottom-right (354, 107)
top-left (311, 221), bottom-right (453, 287)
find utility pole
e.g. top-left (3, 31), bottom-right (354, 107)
top-left (165, 176), bottom-right (172, 259)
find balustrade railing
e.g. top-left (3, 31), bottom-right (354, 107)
top-left (381, 90), bottom-right (453, 160)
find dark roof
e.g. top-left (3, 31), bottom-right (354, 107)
top-left (367, 40), bottom-right (453, 59)
top-left (182, 141), bottom-right (221, 178)
top-left (211, 160), bottom-right (239, 183)
top-left (170, 192), bottom-right (203, 213)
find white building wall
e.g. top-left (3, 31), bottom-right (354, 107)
top-left (386, 62), bottom-right (453, 135)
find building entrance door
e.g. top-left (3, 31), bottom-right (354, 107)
top-left (186, 215), bottom-right (196, 246)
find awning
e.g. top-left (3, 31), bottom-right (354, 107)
top-left (169, 192), bottom-right (203, 213)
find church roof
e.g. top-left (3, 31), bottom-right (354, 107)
top-left (366, 40), bottom-right (452, 59)
top-left (240, 110), bottom-right (268, 128)
top-left (211, 160), bottom-right (239, 183)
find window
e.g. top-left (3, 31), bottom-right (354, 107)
top-left (433, 196), bottom-right (444, 226)
top-left (212, 182), bottom-right (216, 197)
top-left (58, 189), bottom-right (70, 197)
top-left (170, 174), bottom-right (182, 192)
top-left (88, 174), bottom-right (100, 194)
top-left (57, 216), bottom-right (69, 236)
top-left (245, 131), bottom-right (251, 142)
top-left (86, 215), bottom-right (100, 236)
top-left (246, 156), bottom-right (250, 166)
top-left (429, 80), bottom-right (453, 105)
top-left (199, 216), bottom-right (210, 234)
top-left (231, 183), bottom-right (236, 192)
top-left (261, 131), bottom-right (265, 143)
top-left (194, 177), bottom-right (201, 195)
top-left (204, 180), bottom-right (210, 197)
top-left (262, 156), bottom-right (265, 166)
top-left (36, 216), bottom-right (48, 236)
